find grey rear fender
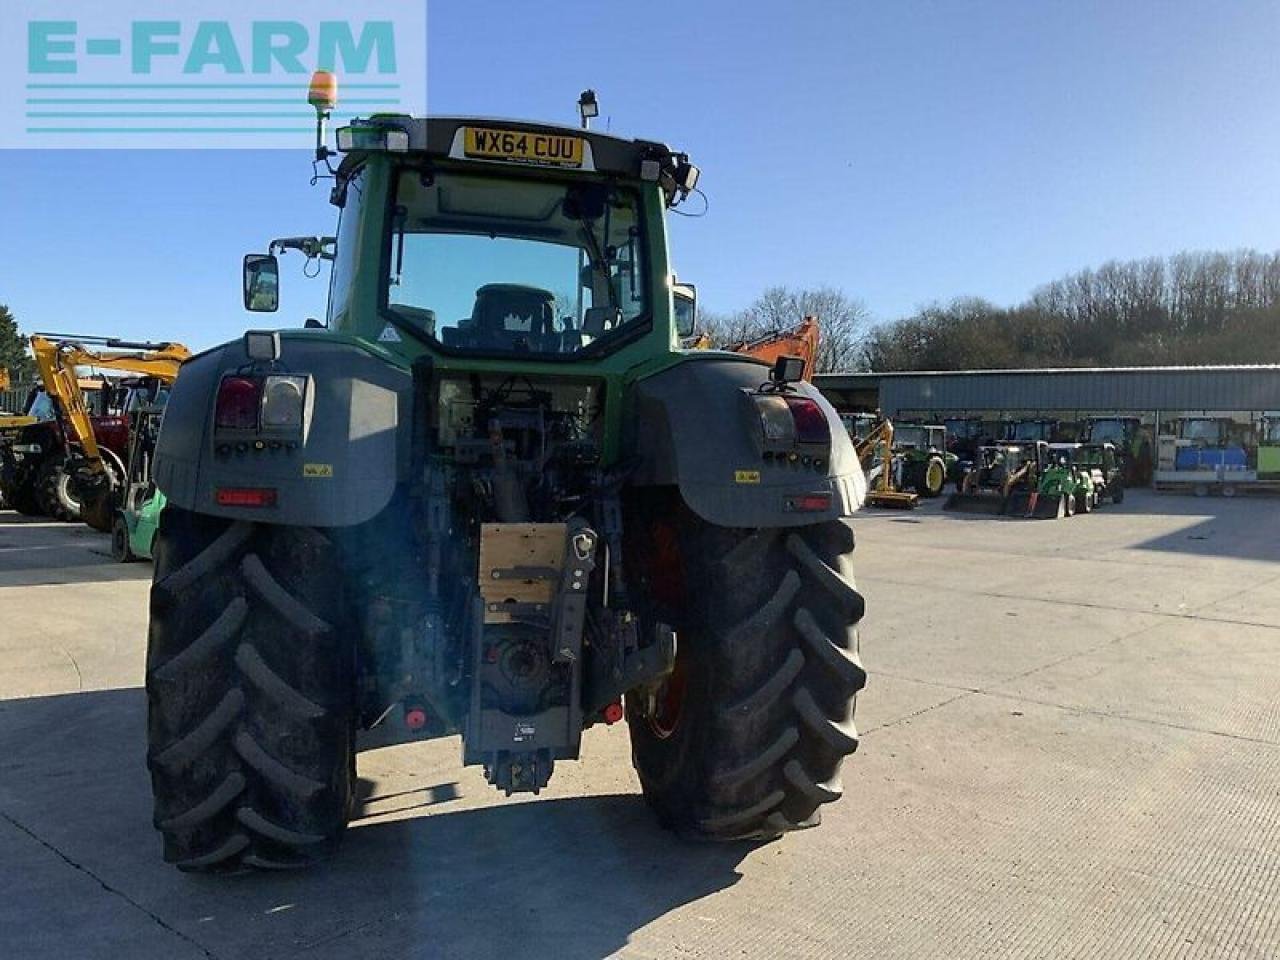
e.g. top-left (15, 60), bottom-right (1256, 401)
top-left (155, 336), bottom-right (411, 527)
top-left (627, 355), bottom-right (865, 527)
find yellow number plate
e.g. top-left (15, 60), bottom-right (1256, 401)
top-left (463, 126), bottom-right (584, 168)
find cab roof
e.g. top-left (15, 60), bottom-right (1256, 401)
top-left (337, 115), bottom-right (683, 182)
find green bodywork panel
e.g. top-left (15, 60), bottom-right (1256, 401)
top-left (1038, 465), bottom-right (1087, 497)
top-left (1259, 445), bottom-right (1280, 477)
top-left (124, 489), bottom-right (165, 560)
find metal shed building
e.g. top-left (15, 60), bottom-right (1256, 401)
top-left (816, 366), bottom-right (1280, 418)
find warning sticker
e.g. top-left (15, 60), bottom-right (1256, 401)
top-left (303, 463), bottom-right (334, 478)
top-left (734, 470), bottom-right (761, 484)
top-left (377, 324), bottom-right (402, 343)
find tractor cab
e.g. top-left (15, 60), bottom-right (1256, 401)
top-left (1006, 419), bottom-right (1059, 443)
top-left (892, 423), bottom-right (946, 453)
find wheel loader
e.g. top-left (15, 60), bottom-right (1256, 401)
top-left (143, 76), bottom-right (868, 872)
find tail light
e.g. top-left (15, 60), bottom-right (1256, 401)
top-left (783, 397), bottom-right (831, 444)
top-left (215, 376), bottom-right (261, 430)
top-left (752, 394), bottom-right (832, 446)
top-left (215, 487), bottom-right (277, 507)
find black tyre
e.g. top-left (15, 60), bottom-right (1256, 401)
top-left (8, 472), bottom-right (40, 516)
top-left (1076, 491), bottom-right (1092, 514)
top-left (627, 509), bottom-right (866, 840)
top-left (35, 455), bottom-right (80, 522)
top-left (915, 457), bottom-right (946, 498)
top-left (110, 512), bottom-right (136, 562)
top-left (146, 508), bottom-right (355, 872)
top-left (1112, 484), bottom-right (1125, 504)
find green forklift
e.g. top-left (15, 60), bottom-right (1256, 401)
top-left (110, 378), bottom-right (170, 562)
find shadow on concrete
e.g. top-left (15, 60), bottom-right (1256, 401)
top-left (0, 510), bottom-right (152, 585)
top-left (0, 686), bottom-right (756, 960)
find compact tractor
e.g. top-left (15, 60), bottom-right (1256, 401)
top-left (143, 76), bottom-right (868, 872)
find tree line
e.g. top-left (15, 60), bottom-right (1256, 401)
top-left (863, 249), bottom-right (1280, 371)
top-left (700, 250), bottom-right (1280, 373)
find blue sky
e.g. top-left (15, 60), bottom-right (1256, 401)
top-left (2, 0), bottom-right (1279, 349)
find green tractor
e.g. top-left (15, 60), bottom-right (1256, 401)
top-left (142, 82), bottom-right (868, 872)
top-left (890, 423), bottom-right (957, 498)
top-left (1081, 416), bottom-right (1151, 486)
top-left (1073, 441), bottom-right (1124, 506)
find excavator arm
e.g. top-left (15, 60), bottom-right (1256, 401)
top-left (29, 334), bottom-right (190, 529)
top-left (727, 316), bottom-right (820, 380)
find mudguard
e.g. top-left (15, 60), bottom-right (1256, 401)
top-left (154, 335), bottom-right (411, 527)
top-left (628, 354), bottom-right (865, 528)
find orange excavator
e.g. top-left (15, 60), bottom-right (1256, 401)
top-left (687, 315), bottom-right (821, 381)
top-left (726, 316), bottom-right (820, 381)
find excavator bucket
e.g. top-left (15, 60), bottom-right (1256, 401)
top-left (943, 490), bottom-right (1007, 514)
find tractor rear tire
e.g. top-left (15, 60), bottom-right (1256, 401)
top-left (1112, 485), bottom-right (1125, 505)
top-left (35, 455), bottom-right (80, 522)
top-left (916, 457), bottom-right (946, 498)
top-left (627, 511), bottom-right (866, 840)
top-left (146, 508), bottom-right (355, 872)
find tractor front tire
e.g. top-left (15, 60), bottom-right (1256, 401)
top-left (35, 455), bottom-right (81, 522)
top-left (1112, 484), bottom-right (1125, 505)
top-left (628, 513), bottom-right (866, 840)
top-left (146, 508), bottom-right (355, 872)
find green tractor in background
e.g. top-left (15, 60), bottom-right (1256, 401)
top-left (1073, 441), bottom-right (1124, 506)
top-left (141, 77), bottom-right (868, 872)
top-left (891, 423), bottom-right (958, 497)
top-left (1081, 416), bottom-right (1151, 486)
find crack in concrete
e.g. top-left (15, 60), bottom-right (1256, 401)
top-left (0, 809), bottom-right (217, 960)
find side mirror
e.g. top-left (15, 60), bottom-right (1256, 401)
top-left (673, 282), bottom-right (697, 338)
top-left (243, 254), bottom-right (280, 313)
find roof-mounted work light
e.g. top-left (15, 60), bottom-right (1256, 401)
top-left (578, 89), bottom-right (598, 129)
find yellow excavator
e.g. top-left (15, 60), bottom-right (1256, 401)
top-left (3, 335), bottom-right (189, 529)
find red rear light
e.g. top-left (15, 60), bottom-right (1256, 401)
top-left (783, 397), bottom-right (831, 444)
top-left (215, 376), bottom-right (261, 430)
top-left (787, 492), bottom-right (833, 512)
top-left (215, 487), bottom-right (277, 508)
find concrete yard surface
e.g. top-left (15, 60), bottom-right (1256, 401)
top-left (1, 492), bottom-right (1279, 959)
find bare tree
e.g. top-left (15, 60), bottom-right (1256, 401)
top-left (699, 286), bottom-right (871, 373)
